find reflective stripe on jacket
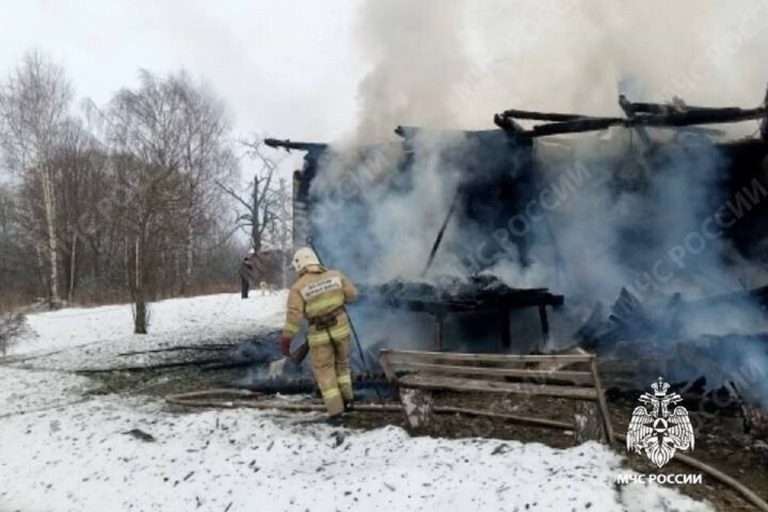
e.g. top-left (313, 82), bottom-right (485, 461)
top-left (282, 265), bottom-right (359, 346)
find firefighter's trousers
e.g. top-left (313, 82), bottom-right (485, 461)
top-left (310, 335), bottom-right (353, 415)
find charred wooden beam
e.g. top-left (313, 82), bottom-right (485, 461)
top-left (499, 109), bottom-right (598, 122)
top-left (366, 292), bottom-right (564, 314)
top-left (264, 138), bottom-right (328, 153)
top-left (762, 85), bottom-right (768, 143)
top-left (240, 372), bottom-right (389, 394)
top-left (529, 117), bottom-right (624, 137)
top-left (498, 105), bottom-right (768, 138)
top-left (422, 189), bottom-right (461, 276)
top-left (637, 106), bottom-right (768, 127)
top-left (492, 113), bottom-right (524, 132)
top-left (618, 95), bottom-right (652, 145)
top-left (394, 125), bottom-right (512, 141)
top-left (628, 102), bottom-right (715, 115)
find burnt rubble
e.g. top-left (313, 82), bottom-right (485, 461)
top-left (575, 287), bottom-right (768, 415)
top-left (577, 286), bottom-right (768, 353)
top-left (268, 92), bottom-right (768, 424)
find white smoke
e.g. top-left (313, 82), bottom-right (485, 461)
top-left (311, 0), bottom-right (768, 287)
top-left (304, 1), bottom-right (768, 388)
top-left (460, 0), bottom-right (768, 132)
top-left (351, 0), bottom-right (471, 140)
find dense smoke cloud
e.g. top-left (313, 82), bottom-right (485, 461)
top-left (306, 0), bottom-right (768, 402)
top-left (315, 0), bottom-right (768, 292)
top-left (352, 0), bottom-right (470, 139)
top-left (461, 0), bottom-right (768, 131)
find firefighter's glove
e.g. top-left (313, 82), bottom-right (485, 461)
top-left (280, 335), bottom-right (292, 357)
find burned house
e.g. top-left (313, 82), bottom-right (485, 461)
top-left (266, 92), bottom-right (768, 410)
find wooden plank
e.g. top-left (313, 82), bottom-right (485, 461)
top-left (390, 361), bottom-right (595, 385)
top-left (590, 358), bottom-right (615, 443)
top-left (398, 373), bottom-right (599, 401)
top-left (379, 352), bottom-right (397, 383)
top-left (380, 349), bottom-right (593, 364)
top-left (384, 351), bottom-right (531, 367)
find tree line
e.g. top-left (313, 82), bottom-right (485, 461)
top-left (0, 51), bottom-right (291, 332)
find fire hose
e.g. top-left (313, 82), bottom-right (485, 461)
top-left (166, 389), bottom-right (768, 512)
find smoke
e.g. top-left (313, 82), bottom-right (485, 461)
top-left (313, 0), bottom-right (768, 285)
top-left (460, 0), bottom-right (768, 132)
top-left (303, 1), bottom-right (768, 402)
top-left (352, 0), bottom-right (471, 140)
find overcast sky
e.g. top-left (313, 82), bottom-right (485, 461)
top-left (3, 1), bottom-right (767, 157)
top-left (0, 0), bottom-right (368, 177)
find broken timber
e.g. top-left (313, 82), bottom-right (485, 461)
top-left (264, 138), bottom-right (328, 153)
top-left (379, 349), bottom-right (614, 445)
top-left (496, 93), bottom-right (768, 138)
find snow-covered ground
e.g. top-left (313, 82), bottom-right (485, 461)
top-left (0, 294), bottom-right (713, 511)
top-left (5, 291), bottom-right (287, 370)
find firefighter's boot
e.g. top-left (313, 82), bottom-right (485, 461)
top-left (310, 343), bottom-right (345, 415)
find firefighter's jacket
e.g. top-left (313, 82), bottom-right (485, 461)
top-left (282, 265), bottom-right (359, 346)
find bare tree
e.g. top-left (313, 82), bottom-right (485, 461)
top-left (217, 142), bottom-right (292, 286)
top-left (268, 177), bottom-right (293, 287)
top-left (0, 182), bottom-right (38, 306)
top-left (0, 57), bottom-right (243, 315)
top-left (218, 141), bottom-right (285, 251)
top-left (105, 71), bottom-right (188, 332)
top-left (0, 51), bottom-right (72, 307)
top-left (52, 117), bottom-right (106, 301)
top-left (102, 70), bottom-right (236, 333)
top-left (174, 73), bottom-right (236, 292)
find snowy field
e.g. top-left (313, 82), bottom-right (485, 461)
top-left (0, 294), bottom-right (713, 511)
top-left (4, 292), bottom-right (287, 370)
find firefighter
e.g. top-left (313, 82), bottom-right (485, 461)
top-left (280, 247), bottom-right (359, 417)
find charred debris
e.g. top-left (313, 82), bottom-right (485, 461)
top-left (264, 91), bottom-right (768, 416)
top-left (101, 92), bottom-right (767, 439)
top-left (268, 91), bottom-right (768, 264)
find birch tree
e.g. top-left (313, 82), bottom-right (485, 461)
top-left (175, 73), bottom-right (235, 292)
top-left (0, 51), bottom-right (71, 307)
top-left (53, 117), bottom-right (105, 301)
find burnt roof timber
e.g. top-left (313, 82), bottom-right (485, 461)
top-left (498, 109), bottom-right (600, 122)
top-left (360, 291), bottom-right (565, 314)
top-left (264, 138), bottom-right (328, 153)
top-left (502, 106), bottom-right (768, 138)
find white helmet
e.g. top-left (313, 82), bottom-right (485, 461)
top-left (292, 247), bottom-right (320, 272)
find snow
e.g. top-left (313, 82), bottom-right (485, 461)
top-left (6, 292), bottom-right (287, 370)
top-left (0, 293), bottom-right (714, 511)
